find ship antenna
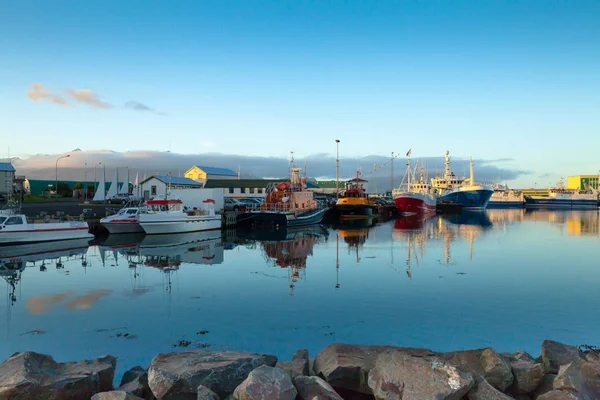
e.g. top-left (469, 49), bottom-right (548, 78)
top-left (469, 157), bottom-right (474, 185)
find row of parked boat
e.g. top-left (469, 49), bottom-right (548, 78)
top-left (389, 151), bottom-right (599, 215)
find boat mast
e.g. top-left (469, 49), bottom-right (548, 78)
top-left (469, 157), bottom-right (474, 185)
top-left (444, 150), bottom-right (451, 179)
top-left (406, 153), bottom-right (411, 192)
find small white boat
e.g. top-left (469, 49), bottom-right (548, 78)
top-left (139, 198), bottom-right (221, 235)
top-left (0, 213), bottom-right (93, 244)
top-left (100, 207), bottom-right (145, 234)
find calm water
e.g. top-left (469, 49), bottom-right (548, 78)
top-left (1, 209), bottom-right (600, 379)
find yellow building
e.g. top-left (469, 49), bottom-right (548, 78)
top-left (184, 165), bottom-right (238, 186)
top-left (567, 175), bottom-right (599, 191)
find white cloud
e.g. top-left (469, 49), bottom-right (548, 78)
top-left (26, 83), bottom-right (70, 107)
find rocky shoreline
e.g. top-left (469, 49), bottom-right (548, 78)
top-left (0, 340), bottom-right (598, 399)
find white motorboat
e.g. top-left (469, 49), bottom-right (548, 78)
top-left (0, 213), bottom-right (93, 244)
top-left (139, 198), bottom-right (221, 235)
top-left (100, 207), bottom-right (145, 234)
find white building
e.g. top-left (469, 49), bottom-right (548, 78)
top-left (184, 165), bottom-right (238, 186)
top-left (0, 162), bottom-right (15, 197)
top-left (139, 175), bottom-right (202, 199)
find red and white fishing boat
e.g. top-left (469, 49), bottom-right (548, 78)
top-left (100, 207), bottom-right (145, 234)
top-left (392, 151), bottom-right (437, 215)
top-left (138, 197), bottom-right (221, 235)
top-left (0, 212), bottom-right (93, 244)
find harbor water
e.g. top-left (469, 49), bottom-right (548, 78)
top-left (1, 208), bottom-right (600, 379)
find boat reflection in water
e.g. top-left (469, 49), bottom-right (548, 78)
top-left (521, 209), bottom-right (600, 237)
top-left (238, 225), bottom-right (329, 295)
top-left (335, 218), bottom-right (375, 263)
top-left (0, 239), bottom-right (92, 306)
top-left (393, 211), bottom-right (493, 274)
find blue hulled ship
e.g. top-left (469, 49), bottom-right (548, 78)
top-left (431, 151), bottom-right (494, 210)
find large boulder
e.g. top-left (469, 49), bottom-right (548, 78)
top-left (232, 365), bottom-right (297, 400)
top-left (534, 374), bottom-right (557, 399)
top-left (552, 359), bottom-right (600, 399)
top-left (196, 384), bottom-right (219, 400)
top-left (148, 350), bottom-right (277, 399)
top-left (537, 390), bottom-right (587, 399)
top-left (542, 341), bottom-right (584, 374)
top-left (467, 378), bottom-right (513, 400)
top-left (510, 359), bottom-right (544, 394)
top-left (291, 349), bottom-right (310, 377)
top-left (92, 391), bottom-right (145, 400)
top-left (511, 351), bottom-right (535, 363)
top-left (0, 351), bottom-right (116, 399)
top-left (467, 378), bottom-right (515, 400)
top-left (367, 349), bottom-right (474, 400)
top-left (119, 366), bottom-right (155, 399)
top-left (313, 343), bottom-right (438, 394)
top-left (443, 348), bottom-right (514, 392)
top-left (293, 375), bottom-right (343, 400)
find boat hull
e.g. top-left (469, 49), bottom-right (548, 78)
top-left (487, 200), bottom-right (524, 208)
top-left (140, 217), bottom-right (221, 234)
top-left (335, 204), bottom-right (374, 218)
top-left (0, 223), bottom-right (93, 244)
top-left (393, 193), bottom-right (436, 215)
top-left (524, 197), bottom-right (598, 209)
top-left (243, 208), bottom-right (327, 227)
top-left (437, 186), bottom-right (494, 210)
top-left (101, 221), bottom-right (144, 234)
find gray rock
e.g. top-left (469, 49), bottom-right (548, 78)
top-left (533, 374), bottom-right (557, 399)
top-left (119, 366), bottom-right (155, 399)
top-left (122, 366), bottom-right (147, 386)
top-left (553, 359), bottom-right (600, 399)
top-left (511, 351), bottom-right (535, 363)
top-left (512, 395), bottom-right (530, 400)
top-left (443, 348), bottom-right (514, 392)
top-left (197, 384), bottom-right (219, 400)
top-left (148, 350), bottom-right (277, 399)
top-left (293, 375), bottom-right (343, 400)
top-left (275, 360), bottom-right (293, 377)
top-left (291, 349), bottom-right (310, 377)
top-left (313, 343), bottom-right (438, 394)
top-left (468, 378), bottom-right (515, 400)
top-left (510, 359), bottom-right (544, 394)
top-left (368, 349), bottom-right (474, 400)
top-left (309, 358), bottom-right (315, 376)
top-left (537, 390), bottom-right (587, 399)
top-left (92, 391), bottom-right (145, 400)
top-left (542, 340), bottom-right (584, 374)
top-left (0, 351), bottom-right (116, 399)
top-left (232, 365), bottom-right (297, 400)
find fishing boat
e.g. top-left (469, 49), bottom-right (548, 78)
top-left (392, 153), bottom-right (437, 215)
top-left (0, 208), bottom-right (93, 244)
top-left (100, 207), bottom-right (145, 234)
top-left (431, 151), bottom-right (494, 210)
top-left (335, 171), bottom-right (376, 219)
top-left (524, 178), bottom-right (598, 209)
top-left (487, 184), bottom-right (524, 208)
top-left (138, 197), bottom-right (221, 234)
top-left (242, 156), bottom-right (327, 227)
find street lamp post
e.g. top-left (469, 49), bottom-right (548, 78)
top-left (335, 140), bottom-right (340, 199)
top-left (84, 162), bottom-right (88, 203)
top-left (374, 163), bottom-right (378, 194)
top-left (55, 155), bottom-right (70, 199)
top-left (390, 152), bottom-right (394, 193)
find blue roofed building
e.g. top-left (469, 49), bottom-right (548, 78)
top-left (0, 162), bottom-right (16, 197)
top-left (184, 165), bottom-right (238, 186)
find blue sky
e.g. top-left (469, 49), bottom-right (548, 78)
top-left (1, 0), bottom-right (599, 186)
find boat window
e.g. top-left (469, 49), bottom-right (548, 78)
top-left (160, 205), bottom-right (167, 211)
top-left (0, 217), bottom-right (6, 224)
top-left (5, 216), bottom-right (23, 225)
top-left (127, 209), bottom-right (137, 215)
top-left (151, 185), bottom-right (157, 196)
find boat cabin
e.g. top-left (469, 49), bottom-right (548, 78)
top-left (145, 199), bottom-right (183, 213)
top-left (0, 215), bottom-right (27, 227)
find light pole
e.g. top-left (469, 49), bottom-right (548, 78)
top-left (335, 139), bottom-right (340, 199)
top-left (84, 162), bottom-right (88, 203)
top-left (374, 163), bottom-right (378, 194)
top-left (55, 155), bottom-right (70, 199)
top-left (390, 152), bottom-right (394, 194)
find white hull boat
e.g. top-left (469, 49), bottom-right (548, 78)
top-left (100, 207), bottom-right (145, 234)
top-left (139, 198), bottom-right (221, 235)
top-left (0, 214), bottom-right (93, 244)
